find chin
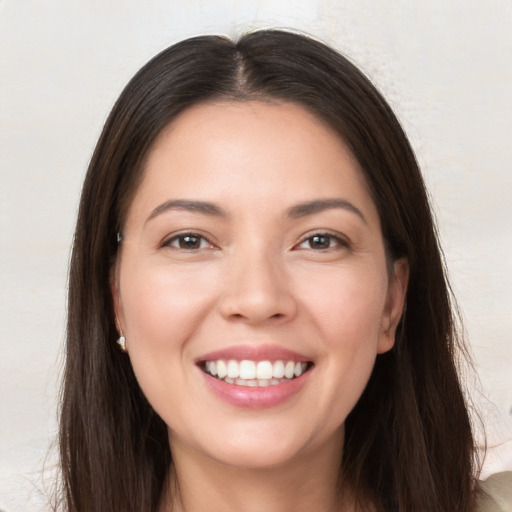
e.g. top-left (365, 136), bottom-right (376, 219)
top-left (191, 417), bottom-right (341, 471)
top-left (209, 439), bottom-right (310, 470)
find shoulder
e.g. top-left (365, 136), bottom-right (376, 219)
top-left (476, 472), bottom-right (512, 512)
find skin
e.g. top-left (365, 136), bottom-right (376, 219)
top-left (113, 101), bottom-right (408, 512)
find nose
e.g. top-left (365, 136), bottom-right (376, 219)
top-left (218, 250), bottom-right (297, 325)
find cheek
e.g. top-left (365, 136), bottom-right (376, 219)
top-left (118, 260), bottom-right (219, 380)
top-left (118, 261), bottom-right (221, 428)
top-left (298, 264), bottom-right (387, 392)
top-left (298, 263), bottom-right (388, 344)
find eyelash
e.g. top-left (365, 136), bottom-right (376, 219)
top-left (161, 232), bottom-right (215, 251)
top-left (161, 230), bottom-right (349, 252)
top-left (295, 231), bottom-right (350, 251)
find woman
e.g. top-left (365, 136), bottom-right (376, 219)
top-left (58, 30), bottom-right (478, 511)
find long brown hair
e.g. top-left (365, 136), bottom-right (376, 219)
top-left (58, 30), bottom-right (476, 511)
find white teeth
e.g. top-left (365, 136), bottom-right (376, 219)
top-left (284, 361), bottom-right (295, 379)
top-left (272, 360), bottom-right (285, 378)
top-left (208, 361), bottom-right (217, 376)
top-left (227, 360), bottom-right (239, 379)
top-left (239, 360), bottom-right (256, 379)
top-left (216, 360), bottom-right (227, 379)
top-left (236, 378), bottom-right (257, 386)
top-left (256, 361), bottom-right (273, 380)
top-left (231, 378), bottom-right (288, 387)
top-left (204, 358), bottom-right (310, 384)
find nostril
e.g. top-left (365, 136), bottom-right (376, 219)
top-left (219, 283), bottom-right (297, 324)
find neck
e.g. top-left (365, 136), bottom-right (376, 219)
top-left (160, 431), bottom-right (356, 512)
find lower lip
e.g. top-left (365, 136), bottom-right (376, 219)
top-left (202, 370), bottom-right (311, 409)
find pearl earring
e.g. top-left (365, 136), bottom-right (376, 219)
top-left (117, 333), bottom-right (127, 352)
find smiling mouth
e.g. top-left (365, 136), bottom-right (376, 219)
top-left (200, 359), bottom-right (313, 387)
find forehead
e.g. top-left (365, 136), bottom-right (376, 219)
top-left (126, 100), bottom-right (377, 225)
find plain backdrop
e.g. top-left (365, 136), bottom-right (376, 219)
top-left (1, 1), bottom-right (511, 510)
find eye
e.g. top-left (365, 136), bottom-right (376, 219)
top-left (295, 232), bottom-right (348, 251)
top-left (163, 233), bottom-right (214, 250)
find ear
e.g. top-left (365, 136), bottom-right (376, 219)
top-left (377, 258), bottom-right (409, 354)
top-left (110, 262), bottom-right (125, 334)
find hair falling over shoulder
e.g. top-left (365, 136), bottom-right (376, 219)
top-left (55, 29), bottom-right (479, 512)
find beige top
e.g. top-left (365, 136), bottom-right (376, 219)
top-left (477, 472), bottom-right (512, 512)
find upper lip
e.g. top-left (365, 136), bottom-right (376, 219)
top-left (196, 344), bottom-right (312, 363)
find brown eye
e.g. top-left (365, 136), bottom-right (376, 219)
top-left (164, 233), bottom-right (211, 250)
top-left (296, 232), bottom-right (348, 251)
top-left (308, 235), bottom-right (332, 249)
top-left (179, 235), bottom-right (202, 249)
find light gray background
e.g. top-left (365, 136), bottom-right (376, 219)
top-left (1, 1), bottom-right (511, 510)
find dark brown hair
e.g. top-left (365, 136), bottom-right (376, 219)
top-left (58, 29), bottom-right (476, 511)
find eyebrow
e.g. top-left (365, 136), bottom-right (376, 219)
top-left (287, 198), bottom-right (367, 223)
top-left (145, 197), bottom-right (366, 225)
top-left (145, 199), bottom-right (227, 224)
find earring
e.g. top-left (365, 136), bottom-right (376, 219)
top-left (117, 333), bottom-right (127, 352)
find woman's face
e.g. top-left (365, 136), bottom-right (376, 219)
top-left (113, 101), bottom-right (407, 470)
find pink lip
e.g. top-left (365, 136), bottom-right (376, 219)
top-left (201, 370), bottom-right (311, 409)
top-left (196, 344), bottom-right (311, 363)
top-left (196, 344), bottom-right (313, 409)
